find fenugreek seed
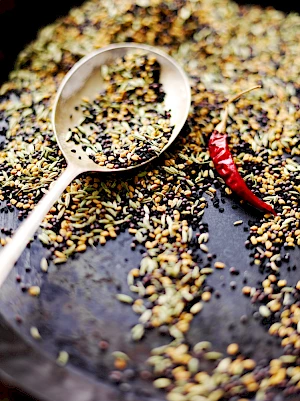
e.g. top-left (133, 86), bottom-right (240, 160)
top-left (54, 250), bottom-right (65, 258)
top-left (214, 262), bottom-right (225, 269)
top-left (243, 359), bottom-right (256, 370)
top-left (76, 244), bottom-right (87, 252)
top-left (28, 286), bottom-right (40, 297)
top-left (227, 343), bottom-right (239, 355)
top-left (242, 286), bottom-right (252, 296)
top-left (201, 292), bottom-right (211, 302)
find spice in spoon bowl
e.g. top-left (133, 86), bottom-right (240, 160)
top-left (66, 51), bottom-right (174, 169)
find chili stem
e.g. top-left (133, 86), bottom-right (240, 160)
top-left (215, 85), bottom-right (261, 133)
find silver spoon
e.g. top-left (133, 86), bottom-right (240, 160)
top-left (0, 43), bottom-right (191, 287)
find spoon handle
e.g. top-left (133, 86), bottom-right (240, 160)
top-left (0, 164), bottom-right (80, 288)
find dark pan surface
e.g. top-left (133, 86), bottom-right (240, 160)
top-left (0, 1), bottom-right (300, 401)
top-left (0, 189), bottom-right (299, 401)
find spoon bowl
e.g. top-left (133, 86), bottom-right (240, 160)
top-left (53, 43), bottom-right (191, 173)
top-left (0, 43), bottom-right (191, 286)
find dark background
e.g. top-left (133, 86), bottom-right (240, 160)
top-left (1, 0), bottom-right (300, 83)
top-left (0, 0), bottom-right (300, 400)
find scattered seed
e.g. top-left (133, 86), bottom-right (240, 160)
top-left (30, 326), bottom-right (41, 340)
top-left (214, 262), bottom-right (225, 269)
top-left (227, 343), bottom-right (239, 355)
top-left (1, 1), bottom-right (300, 400)
top-left (56, 351), bottom-right (69, 366)
top-left (40, 257), bottom-right (48, 272)
top-left (153, 378), bottom-right (172, 388)
top-left (131, 324), bottom-right (145, 341)
top-left (28, 286), bottom-right (40, 297)
top-left (259, 305), bottom-right (271, 318)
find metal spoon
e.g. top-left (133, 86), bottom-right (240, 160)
top-left (0, 43), bottom-right (191, 287)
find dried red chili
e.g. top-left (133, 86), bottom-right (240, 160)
top-left (209, 86), bottom-right (276, 216)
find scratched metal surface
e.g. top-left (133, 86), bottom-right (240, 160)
top-left (0, 188), bottom-right (299, 401)
top-left (0, 1), bottom-right (300, 401)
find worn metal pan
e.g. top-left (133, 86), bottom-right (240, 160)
top-left (0, 1), bottom-right (299, 401)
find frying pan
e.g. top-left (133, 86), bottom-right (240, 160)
top-left (0, 1), bottom-right (300, 401)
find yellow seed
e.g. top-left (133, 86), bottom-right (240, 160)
top-left (269, 368), bottom-right (286, 385)
top-left (28, 286), bottom-right (40, 297)
top-left (114, 358), bottom-right (127, 370)
top-left (99, 236), bottom-right (106, 245)
top-left (54, 250), bottom-right (65, 258)
top-left (250, 236), bottom-right (258, 245)
top-left (190, 302), bottom-right (203, 314)
top-left (265, 240), bottom-right (272, 249)
top-left (202, 292), bottom-right (211, 302)
top-left (247, 382), bottom-right (259, 392)
top-left (76, 244), bottom-right (87, 252)
top-left (242, 286), bottom-right (252, 296)
top-left (176, 320), bottom-right (190, 333)
top-left (227, 343), bottom-right (239, 355)
top-left (214, 261), bottom-right (225, 269)
top-left (243, 359), bottom-right (256, 370)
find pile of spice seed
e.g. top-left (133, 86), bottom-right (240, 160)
top-left (67, 51), bottom-right (173, 169)
top-left (0, 0), bottom-right (299, 400)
